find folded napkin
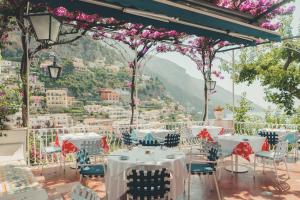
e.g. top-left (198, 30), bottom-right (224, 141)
top-left (144, 132), bottom-right (154, 143)
top-left (131, 130), bottom-right (138, 142)
top-left (284, 133), bottom-right (296, 144)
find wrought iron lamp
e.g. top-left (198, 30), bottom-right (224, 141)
top-left (47, 55), bottom-right (61, 80)
top-left (27, 12), bottom-right (62, 43)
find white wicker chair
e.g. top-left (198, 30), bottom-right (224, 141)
top-left (40, 139), bottom-right (62, 175)
top-left (254, 140), bottom-right (289, 180)
top-left (71, 184), bottom-right (100, 200)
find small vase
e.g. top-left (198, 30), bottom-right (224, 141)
top-left (214, 111), bottom-right (224, 120)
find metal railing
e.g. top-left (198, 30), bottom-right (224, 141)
top-left (234, 121), bottom-right (300, 135)
top-left (28, 120), bottom-right (299, 165)
top-left (29, 121), bottom-right (205, 165)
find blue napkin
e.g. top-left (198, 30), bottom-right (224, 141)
top-left (144, 133), bottom-right (154, 143)
top-left (284, 133), bottom-right (296, 144)
top-left (131, 130), bottom-right (138, 142)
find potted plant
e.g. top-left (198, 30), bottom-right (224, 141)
top-left (0, 84), bottom-right (22, 130)
top-left (214, 105), bottom-right (224, 120)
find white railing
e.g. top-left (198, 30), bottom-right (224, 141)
top-left (29, 121), bottom-right (205, 165)
top-left (29, 120), bottom-right (299, 165)
top-left (234, 121), bottom-right (300, 135)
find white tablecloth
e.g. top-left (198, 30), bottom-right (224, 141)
top-left (106, 147), bottom-right (187, 200)
top-left (0, 164), bottom-right (48, 200)
top-left (217, 134), bottom-right (266, 154)
top-left (58, 132), bottom-right (102, 150)
top-left (135, 129), bottom-right (174, 142)
top-left (191, 125), bottom-right (223, 138)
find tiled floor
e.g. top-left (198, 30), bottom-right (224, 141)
top-left (31, 156), bottom-right (300, 200)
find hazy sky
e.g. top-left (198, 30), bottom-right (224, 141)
top-left (156, 0), bottom-right (300, 109)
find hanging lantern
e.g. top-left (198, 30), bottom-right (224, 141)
top-left (28, 12), bottom-right (62, 43)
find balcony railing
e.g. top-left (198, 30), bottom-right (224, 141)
top-left (28, 120), bottom-right (299, 165)
top-left (29, 121), bottom-right (208, 165)
top-left (234, 121), bottom-right (299, 135)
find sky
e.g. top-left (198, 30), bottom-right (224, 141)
top-left (156, 0), bottom-right (300, 109)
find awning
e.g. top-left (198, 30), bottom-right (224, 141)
top-left (29, 0), bottom-right (282, 45)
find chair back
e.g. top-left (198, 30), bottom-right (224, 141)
top-left (71, 184), bottom-right (100, 200)
top-left (207, 144), bottom-right (219, 162)
top-left (164, 133), bottom-right (180, 148)
top-left (139, 140), bottom-right (160, 146)
top-left (274, 140), bottom-right (288, 160)
top-left (122, 132), bottom-right (133, 146)
top-left (126, 165), bottom-right (171, 200)
top-left (76, 149), bottom-right (91, 165)
top-left (194, 141), bottom-right (219, 169)
top-left (258, 131), bottom-right (278, 146)
top-left (80, 140), bottom-right (102, 156)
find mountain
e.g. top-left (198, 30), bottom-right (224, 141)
top-left (1, 34), bottom-right (125, 65)
top-left (143, 57), bottom-right (263, 118)
top-left (2, 33), bottom-right (262, 118)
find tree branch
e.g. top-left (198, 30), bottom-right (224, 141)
top-left (283, 53), bottom-right (292, 70)
top-left (29, 23), bottom-right (94, 58)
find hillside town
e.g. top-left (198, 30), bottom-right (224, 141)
top-left (1, 58), bottom-right (192, 130)
top-left (1, 1), bottom-right (299, 199)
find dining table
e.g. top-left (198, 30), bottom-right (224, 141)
top-left (57, 132), bottom-right (103, 155)
top-left (134, 129), bottom-right (175, 142)
top-left (217, 134), bottom-right (268, 173)
top-left (191, 125), bottom-right (224, 141)
top-left (105, 146), bottom-right (187, 200)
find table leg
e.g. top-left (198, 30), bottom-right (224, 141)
top-left (225, 155), bottom-right (248, 173)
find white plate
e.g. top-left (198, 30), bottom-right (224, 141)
top-left (120, 155), bottom-right (129, 160)
top-left (166, 155), bottom-right (175, 159)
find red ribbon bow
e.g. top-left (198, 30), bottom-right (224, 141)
top-left (219, 128), bottom-right (225, 135)
top-left (261, 138), bottom-right (269, 151)
top-left (101, 136), bottom-right (110, 153)
top-left (61, 140), bottom-right (79, 156)
top-left (197, 128), bottom-right (214, 142)
top-left (54, 132), bottom-right (60, 147)
top-left (233, 142), bottom-right (254, 161)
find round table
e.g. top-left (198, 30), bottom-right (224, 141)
top-left (191, 125), bottom-right (223, 138)
top-left (105, 147), bottom-right (187, 200)
top-left (135, 129), bottom-right (174, 142)
top-left (217, 134), bottom-right (267, 173)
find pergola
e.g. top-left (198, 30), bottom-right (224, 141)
top-left (30, 0), bottom-right (283, 44)
top-left (24, 0), bottom-right (290, 126)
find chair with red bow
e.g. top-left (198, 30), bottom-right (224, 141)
top-left (40, 134), bottom-right (62, 175)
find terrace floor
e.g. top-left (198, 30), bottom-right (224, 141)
top-left (31, 156), bottom-right (300, 200)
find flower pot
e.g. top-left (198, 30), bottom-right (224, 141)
top-left (2, 121), bottom-right (15, 130)
top-left (214, 110), bottom-right (224, 120)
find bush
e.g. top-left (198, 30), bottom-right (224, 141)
top-left (0, 84), bottom-right (22, 128)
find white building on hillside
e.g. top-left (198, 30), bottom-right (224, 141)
top-left (30, 114), bottom-right (73, 129)
top-left (84, 105), bottom-right (103, 114)
top-left (46, 89), bottom-right (69, 108)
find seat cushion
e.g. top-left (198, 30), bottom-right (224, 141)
top-left (186, 163), bottom-right (215, 175)
top-left (44, 146), bottom-right (61, 154)
top-left (255, 151), bottom-right (275, 159)
top-left (80, 165), bottom-right (105, 176)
